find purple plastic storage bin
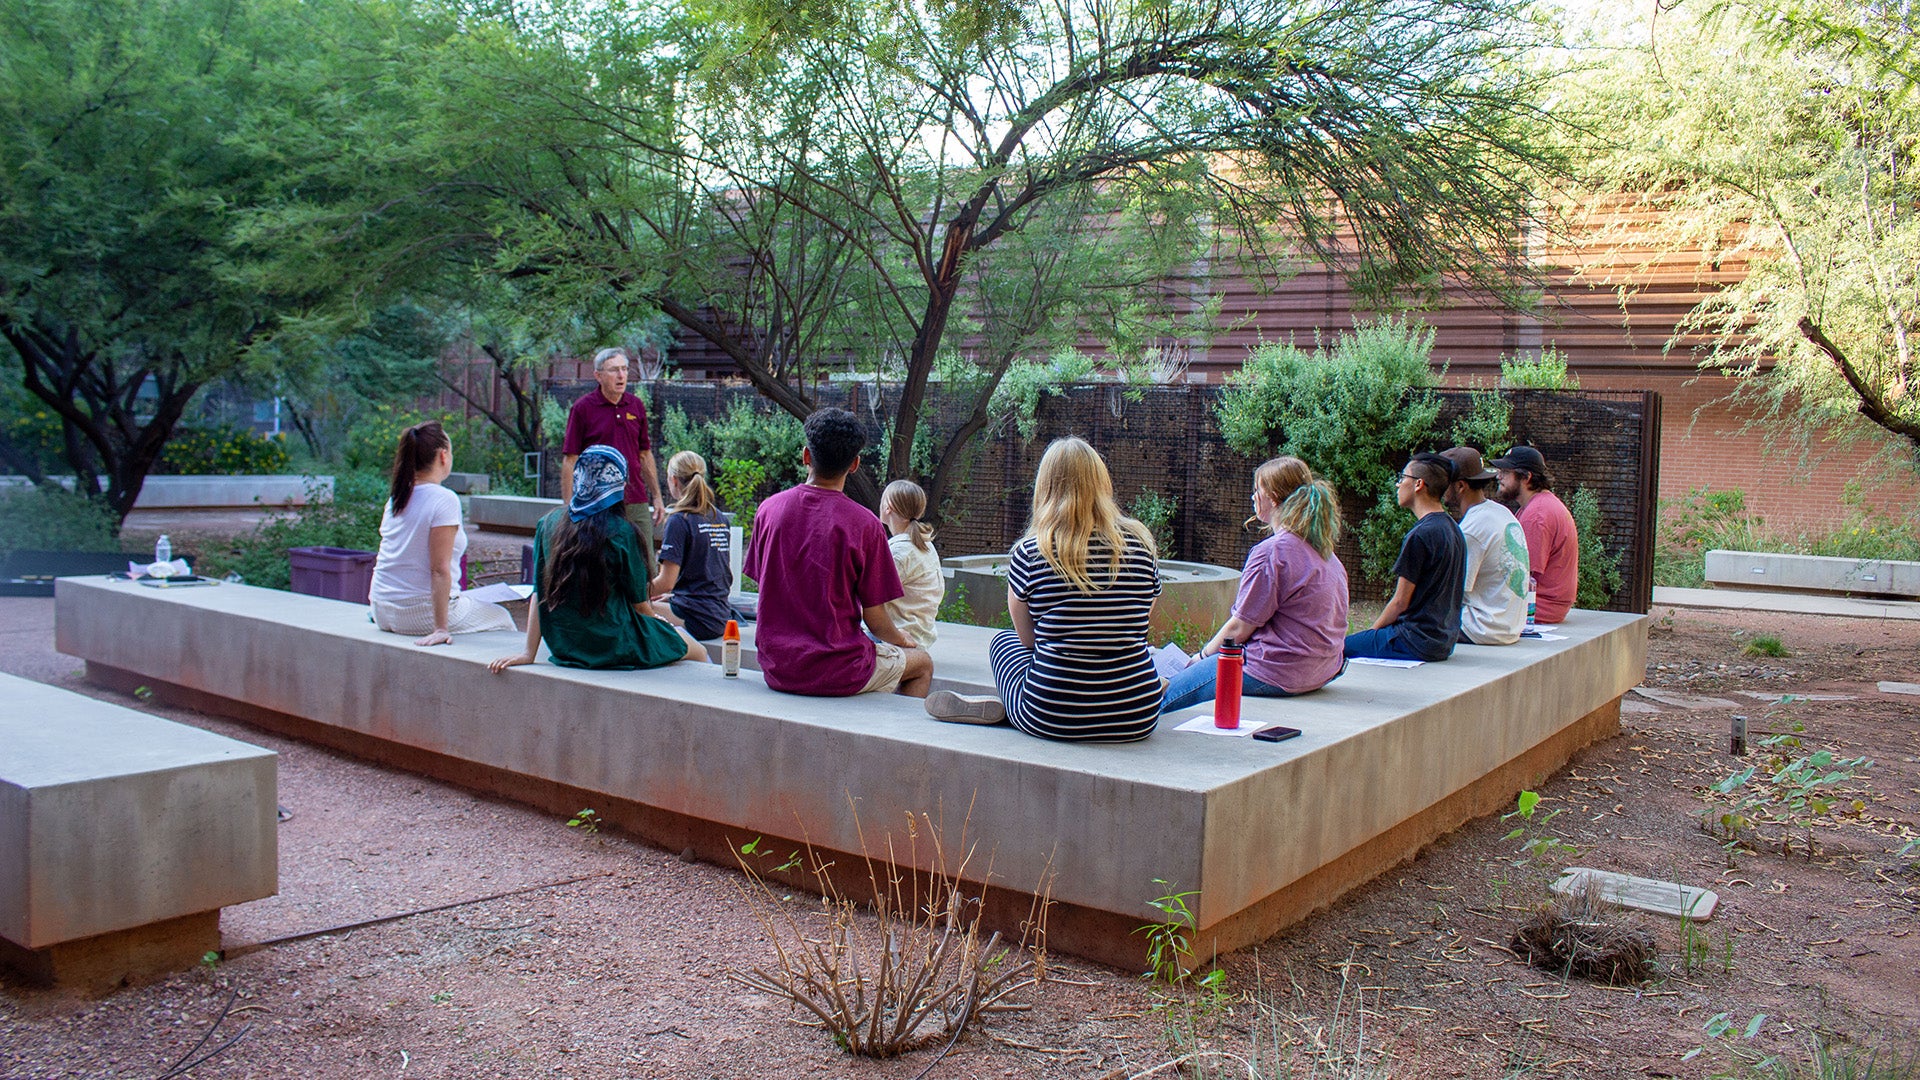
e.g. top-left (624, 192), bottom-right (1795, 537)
top-left (288, 546), bottom-right (377, 604)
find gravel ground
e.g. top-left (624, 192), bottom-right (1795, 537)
top-left (2, 596), bottom-right (1917, 1079)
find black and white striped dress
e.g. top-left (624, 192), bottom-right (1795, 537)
top-left (989, 534), bottom-right (1163, 743)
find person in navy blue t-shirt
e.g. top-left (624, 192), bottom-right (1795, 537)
top-left (649, 451), bottom-right (735, 642)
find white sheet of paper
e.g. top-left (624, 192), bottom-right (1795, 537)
top-left (1347, 656), bottom-right (1425, 668)
top-left (1151, 642), bottom-right (1193, 680)
top-left (464, 582), bottom-right (534, 604)
top-left (1173, 716), bottom-right (1267, 737)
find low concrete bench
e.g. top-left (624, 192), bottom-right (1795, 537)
top-left (2, 474), bottom-right (331, 508)
top-left (55, 577), bottom-right (1641, 967)
top-left (469, 495), bottom-right (560, 534)
top-left (0, 672), bottom-right (277, 987)
top-left (1704, 549), bottom-right (1920, 599)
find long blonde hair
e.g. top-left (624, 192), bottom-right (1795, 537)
top-left (1027, 437), bottom-right (1156, 594)
top-left (882, 479), bottom-right (936, 552)
top-left (1250, 456), bottom-right (1341, 559)
top-left (666, 450), bottom-right (717, 516)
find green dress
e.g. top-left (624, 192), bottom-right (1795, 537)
top-left (532, 510), bottom-right (687, 670)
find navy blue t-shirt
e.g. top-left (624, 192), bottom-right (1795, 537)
top-left (1391, 510), bottom-right (1466, 661)
top-left (658, 510), bottom-right (733, 639)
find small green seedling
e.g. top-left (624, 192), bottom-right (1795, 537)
top-left (1502, 790), bottom-right (1577, 865)
top-left (566, 808), bottom-right (600, 834)
top-left (133, 685), bottom-right (154, 701)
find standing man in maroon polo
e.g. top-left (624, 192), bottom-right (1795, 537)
top-left (561, 347), bottom-right (667, 577)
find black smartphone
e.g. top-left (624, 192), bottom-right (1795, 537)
top-left (1252, 726), bottom-right (1302, 743)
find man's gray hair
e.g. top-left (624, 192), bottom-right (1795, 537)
top-left (592, 347), bottom-right (628, 372)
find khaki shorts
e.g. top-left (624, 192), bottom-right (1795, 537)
top-left (623, 503), bottom-right (659, 579)
top-left (859, 641), bottom-right (908, 695)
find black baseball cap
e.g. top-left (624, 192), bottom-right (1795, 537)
top-left (1488, 446), bottom-right (1548, 474)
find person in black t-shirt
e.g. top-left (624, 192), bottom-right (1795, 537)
top-left (1343, 453), bottom-right (1466, 662)
top-left (648, 451), bottom-right (735, 641)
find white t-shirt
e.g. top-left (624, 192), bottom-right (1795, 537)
top-left (1458, 499), bottom-right (1529, 645)
top-left (884, 533), bottom-right (944, 648)
top-left (370, 482), bottom-right (467, 607)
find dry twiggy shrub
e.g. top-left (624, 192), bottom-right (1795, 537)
top-left (1510, 882), bottom-right (1656, 985)
top-left (728, 804), bottom-right (1052, 1057)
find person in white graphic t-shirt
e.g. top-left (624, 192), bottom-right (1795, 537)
top-left (1440, 446), bottom-right (1530, 646)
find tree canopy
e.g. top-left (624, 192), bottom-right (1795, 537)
top-left (257, 0), bottom-right (1564, 509)
top-left (1568, 0), bottom-right (1920, 460)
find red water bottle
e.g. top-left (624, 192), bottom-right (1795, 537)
top-left (1214, 641), bottom-right (1244, 729)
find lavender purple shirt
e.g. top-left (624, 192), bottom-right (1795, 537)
top-left (1234, 530), bottom-right (1350, 693)
top-left (743, 484), bottom-right (904, 696)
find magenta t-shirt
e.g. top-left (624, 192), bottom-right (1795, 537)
top-left (743, 485), bottom-right (904, 696)
top-left (1233, 530), bottom-right (1350, 693)
top-left (1518, 490), bottom-right (1579, 623)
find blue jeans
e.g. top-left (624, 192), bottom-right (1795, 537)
top-left (1161, 654), bottom-right (1295, 713)
top-left (1343, 625), bottom-right (1438, 661)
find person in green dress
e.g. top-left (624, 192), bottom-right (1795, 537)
top-left (489, 444), bottom-right (705, 673)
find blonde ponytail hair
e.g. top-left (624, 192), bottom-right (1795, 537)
top-left (1028, 437), bottom-right (1156, 594)
top-left (882, 479), bottom-right (936, 552)
top-left (666, 450), bottom-right (717, 516)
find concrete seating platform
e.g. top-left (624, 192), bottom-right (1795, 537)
top-left (54, 577), bottom-right (1643, 967)
top-left (0, 672), bottom-right (277, 987)
top-left (1705, 549), bottom-right (1920, 599)
top-left (469, 494), bottom-right (560, 534)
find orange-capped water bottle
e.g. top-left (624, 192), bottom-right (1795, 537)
top-left (1214, 641), bottom-right (1243, 729)
top-left (722, 619), bottom-right (741, 677)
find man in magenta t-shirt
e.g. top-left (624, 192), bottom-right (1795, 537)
top-left (743, 409), bottom-right (934, 697)
top-left (561, 347), bottom-right (667, 576)
top-left (1491, 445), bottom-right (1579, 623)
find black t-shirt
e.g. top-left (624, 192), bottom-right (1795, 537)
top-left (1391, 510), bottom-right (1466, 661)
top-left (659, 511), bottom-right (733, 635)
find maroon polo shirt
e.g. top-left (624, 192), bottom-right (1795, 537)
top-left (561, 390), bottom-right (652, 505)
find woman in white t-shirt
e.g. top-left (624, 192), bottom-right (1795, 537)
top-left (878, 479), bottom-right (943, 648)
top-left (369, 421), bottom-right (513, 645)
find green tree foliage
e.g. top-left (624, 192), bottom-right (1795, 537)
top-left (1569, 0), bottom-right (1920, 460)
top-left (262, 0), bottom-right (1561, 513)
top-left (0, 0), bottom-right (453, 521)
top-left (1216, 318), bottom-right (1441, 581)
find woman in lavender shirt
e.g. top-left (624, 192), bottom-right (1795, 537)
top-left (1161, 457), bottom-right (1349, 713)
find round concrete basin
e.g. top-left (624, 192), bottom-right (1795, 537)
top-left (943, 554), bottom-right (1241, 638)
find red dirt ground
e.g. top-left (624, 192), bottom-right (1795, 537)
top-left (1, 599), bottom-right (1915, 1079)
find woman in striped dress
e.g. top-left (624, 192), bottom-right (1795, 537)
top-left (926, 437), bottom-right (1164, 742)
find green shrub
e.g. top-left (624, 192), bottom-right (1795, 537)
top-left (1655, 488), bottom-right (1920, 588)
top-left (1127, 490), bottom-right (1178, 560)
top-left (714, 458), bottom-right (767, 541)
top-left (154, 424), bottom-right (291, 476)
top-left (343, 405), bottom-right (526, 492)
top-left (194, 473), bottom-right (385, 591)
top-left (0, 487), bottom-right (120, 558)
top-left (1448, 388), bottom-right (1512, 453)
top-left (1499, 346), bottom-right (1579, 390)
top-left (1216, 317), bottom-right (1441, 583)
top-left (0, 395), bottom-right (64, 475)
top-left (660, 400), bottom-right (805, 494)
top-left (1569, 487), bottom-right (1624, 609)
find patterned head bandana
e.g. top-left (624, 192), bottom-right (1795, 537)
top-left (568, 444), bottom-right (628, 521)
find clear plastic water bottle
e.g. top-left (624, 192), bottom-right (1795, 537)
top-left (154, 534), bottom-right (171, 566)
top-left (1525, 586), bottom-right (1537, 628)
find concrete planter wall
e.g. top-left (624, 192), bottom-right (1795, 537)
top-left (944, 554), bottom-right (1240, 638)
top-left (0, 475), bottom-right (332, 509)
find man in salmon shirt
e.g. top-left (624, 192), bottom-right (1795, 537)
top-left (1490, 445), bottom-right (1578, 624)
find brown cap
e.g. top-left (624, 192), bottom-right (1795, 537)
top-left (1440, 447), bottom-right (1497, 483)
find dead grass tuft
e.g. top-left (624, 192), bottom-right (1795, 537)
top-left (728, 799), bottom-right (1051, 1059)
top-left (1509, 884), bottom-right (1656, 985)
